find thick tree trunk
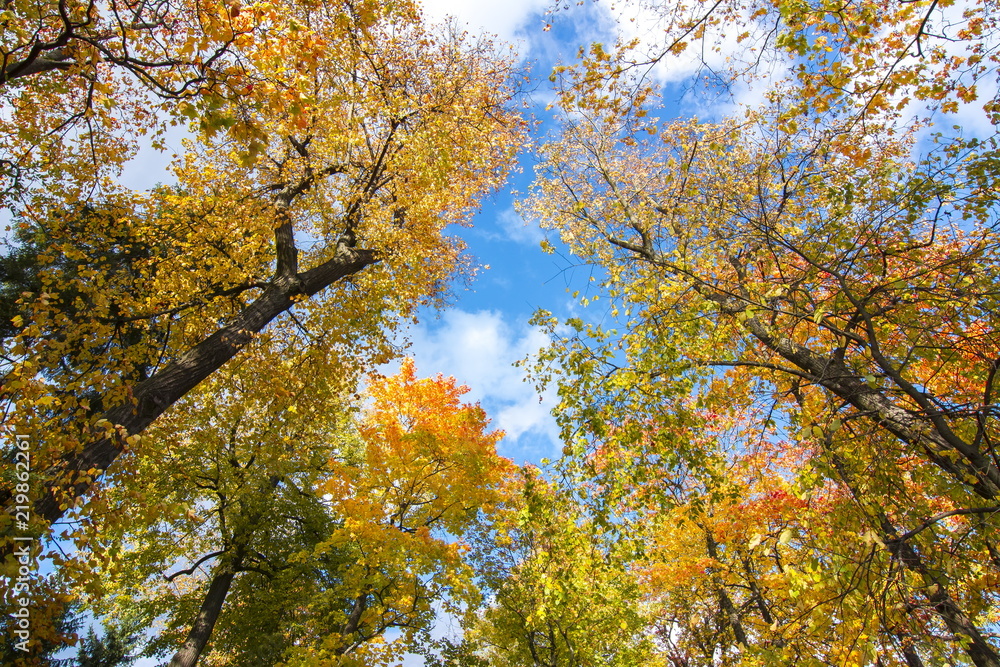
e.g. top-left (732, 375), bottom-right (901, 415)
top-left (901, 645), bottom-right (926, 667)
top-left (332, 592), bottom-right (368, 656)
top-left (2, 48), bottom-right (74, 82)
top-left (169, 568), bottom-right (237, 667)
top-left (13, 242), bottom-right (376, 529)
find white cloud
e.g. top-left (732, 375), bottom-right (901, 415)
top-left (494, 206), bottom-right (546, 246)
top-left (895, 0), bottom-right (999, 139)
top-left (394, 309), bottom-right (561, 462)
top-left (608, 1), bottom-right (792, 119)
top-left (420, 0), bottom-right (550, 46)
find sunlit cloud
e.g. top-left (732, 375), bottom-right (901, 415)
top-left (493, 206), bottom-right (547, 246)
top-left (420, 0), bottom-right (550, 46)
top-left (394, 308), bottom-right (561, 462)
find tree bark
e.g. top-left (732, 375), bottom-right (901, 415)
top-left (829, 455), bottom-right (1000, 667)
top-left (168, 568), bottom-right (237, 667)
top-left (8, 240), bottom-right (376, 530)
top-left (735, 306), bottom-right (1000, 500)
top-left (333, 592), bottom-right (368, 656)
top-left (880, 516), bottom-right (1000, 667)
top-left (901, 645), bottom-right (926, 667)
top-left (620, 241), bottom-right (1000, 500)
top-left (703, 531), bottom-right (749, 648)
top-left (3, 49), bottom-right (74, 82)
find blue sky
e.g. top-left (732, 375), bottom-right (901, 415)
top-left (111, 0), bottom-right (619, 470)
top-left (91, 0), bottom-right (999, 661)
top-left (52, 6), bottom-right (607, 663)
top-left (103, 5), bottom-right (605, 663)
top-left (29, 0), bottom-right (1000, 476)
top-left (399, 0), bottom-right (1000, 470)
top-left (394, 0), bottom-right (766, 467)
top-left (114, 0), bottom-right (874, 469)
top-left (364, 0), bottom-right (616, 467)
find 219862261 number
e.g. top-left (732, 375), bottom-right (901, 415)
top-left (14, 440), bottom-right (30, 522)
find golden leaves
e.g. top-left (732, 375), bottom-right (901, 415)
top-left (524, 1), bottom-right (1000, 663)
top-left (2, 3), bottom-right (525, 661)
top-left (326, 358), bottom-right (510, 536)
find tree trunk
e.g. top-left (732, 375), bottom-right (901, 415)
top-left (829, 454), bottom-right (1000, 667)
top-left (880, 516), bottom-right (1000, 667)
top-left (703, 531), bottom-right (749, 648)
top-left (15, 243), bottom-right (376, 529)
top-left (737, 310), bottom-right (1000, 500)
top-left (169, 568), bottom-right (236, 667)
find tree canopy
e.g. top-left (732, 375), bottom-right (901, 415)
top-left (3, 0), bottom-right (1000, 664)
top-left (1, 0), bottom-right (522, 542)
top-left (2, 0), bottom-right (523, 661)
top-left (522, 0), bottom-right (1000, 664)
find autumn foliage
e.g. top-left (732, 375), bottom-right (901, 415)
top-left (1, 0), bottom-right (524, 661)
top-left (0, 0), bottom-right (522, 530)
top-left (523, 0), bottom-right (1000, 664)
top-left (61, 359), bottom-right (511, 666)
top-left (4, 0), bottom-right (1000, 663)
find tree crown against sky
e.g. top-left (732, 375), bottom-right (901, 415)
top-left (0, 0), bottom-right (524, 525)
top-left (3, 0), bottom-right (1000, 665)
top-left (1, 0), bottom-right (525, 661)
top-left (521, 0), bottom-right (1000, 664)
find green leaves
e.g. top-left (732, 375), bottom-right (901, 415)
top-left (86, 357), bottom-right (513, 665)
top-left (523, 0), bottom-right (1000, 663)
top-left (2, 2), bottom-right (527, 662)
top-left (457, 470), bottom-right (657, 667)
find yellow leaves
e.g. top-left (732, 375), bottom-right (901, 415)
top-left (500, 1), bottom-right (1000, 663)
top-left (34, 395), bottom-right (59, 407)
top-left (329, 359), bottom-right (510, 536)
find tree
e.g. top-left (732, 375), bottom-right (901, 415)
top-left (565, 0), bottom-right (998, 130)
top-left (1, 585), bottom-right (80, 666)
top-left (85, 331), bottom-right (350, 667)
top-left (1, 0), bottom-right (523, 559)
top-left (527, 0), bottom-right (1000, 664)
top-left (0, 0), bottom-right (260, 204)
top-left (282, 358), bottom-right (512, 666)
top-left (454, 468), bottom-right (659, 667)
top-left (578, 395), bottom-right (944, 667)
top-left (75, 624), bottom-right (139, 667)
top-left (84, 358), bottom-right (511, 666)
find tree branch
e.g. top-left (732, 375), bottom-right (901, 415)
top-left (165, 550), bottom-right (226, 582)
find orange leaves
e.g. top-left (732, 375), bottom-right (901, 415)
top-left (528, 1), bottom-right (1000, 658)
top-left (277, 362), bottom-right (515, 662)
top-left (2, 0), bottom-right (524, 550)
top-left (2, 0), bottom-right (526, 662)
top-left (326, 358), bottom-right (510, 537)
